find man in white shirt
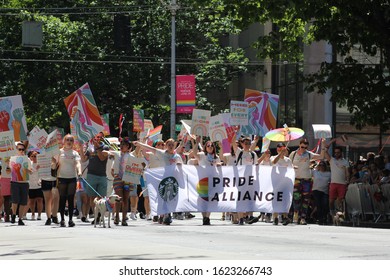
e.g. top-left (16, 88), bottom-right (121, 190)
top-left (324, 145), bottom-right (350, 219)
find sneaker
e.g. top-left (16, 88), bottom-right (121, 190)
top-left (202, 217), bottom-right (211, 225)
top-left (11, 214), bottom-right (16, 224)
top-left (122, 221), bottom-right (128, 226)
top-left (185, 213), bottom-right (195, 219)
top-left (163, 217), bottom-right (171, 225)
top-left (238, 218), bottom-right (244, 225)
top-left (73, 209), bottom-right (79, 217)
top-left (68, 220), bottom-right (75, 227)
top-left (300, 218), bottom-right (307, 225)
top-left (146, 214), bottom-right (152, 221)
top-left (153, 216), bottom-right (159, 222)
top-left (31, 214), bottom-right (36, 220)
top-left (89, 214), bottom-right (94, 219)
top-left (282, 217), bottom-right (290, 226)
top-left (273, 217), bottom-right (279, 225)
top-left (139, 212), bottom-right (145, 219)
top-left (130, 212), bottom-right (137, 220)
top-left (114, 217), bottom-right (120, 225)
top-left (45, 219), bottom-right (52, 226)
top-left (247, 216), bottom-right (260, 224)
top-left (81, 217), bottom-right (89, 223)
top-left (37, 215), bottom-right (41, 220)
top-left (60, 220), bottom-right (66, 227)
top-left (18, 219), bottom-right (25, 226)
top-left (264, 215), bottom-right (271, 223)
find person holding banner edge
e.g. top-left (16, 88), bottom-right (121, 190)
top-left (192, 136), bottom-right (222, 225)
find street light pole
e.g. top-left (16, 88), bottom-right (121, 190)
top-left (168, 0), bottom-right (179, 139)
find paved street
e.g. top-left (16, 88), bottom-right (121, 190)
top-left (1, 212), bottom-right (390, 260)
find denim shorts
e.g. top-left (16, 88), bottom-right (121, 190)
top-left (85, 174), bottom-right (107, 197)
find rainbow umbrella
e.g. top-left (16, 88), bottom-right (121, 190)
top-left (264, 127), bottom-right (304, 142)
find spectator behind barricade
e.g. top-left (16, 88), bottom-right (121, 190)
top-left (366, 152), bottom-right (376, 166)
top-left (378, 169), bottom-right (390, 186)
top-left (349, 165), bottom-right (362, 184)
top-left (384, 155), bottom-right (390, 171)
top-left (374, 155), bottom-right (385, 171)
top-left (367, 163), bottom-right (380, 185)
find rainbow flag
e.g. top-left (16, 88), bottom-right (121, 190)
top-left (64, 83), bottom-right (104, 142)
top-left (147, 125), bottom-right (163, 139)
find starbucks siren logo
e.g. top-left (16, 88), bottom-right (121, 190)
top-left (159, 177), bottom-right (179, 202)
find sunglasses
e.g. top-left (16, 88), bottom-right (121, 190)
top-left (18, 148), bottom-right (25, 151)
top-left (206, 144), bottom-right (214, 148)
top-left (65, 138), bottom-right (74, 142)
top-left (300, 146), bottom-right (308, 149)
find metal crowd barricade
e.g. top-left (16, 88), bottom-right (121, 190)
top-left (345, 184), bottom-right (362, 226)
top-left (345, 183), bottom-right (390, 224)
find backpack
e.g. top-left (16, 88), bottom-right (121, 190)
top-left (236, 150), bottom-right (255, 166)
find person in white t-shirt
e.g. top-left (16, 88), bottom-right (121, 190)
top-left (271, 142), bottom-right (293, 226)
top-left (134, 138), bottom-right (183, 225)
top-left (289, 138), bottom-right (326, 225)
top-left (312, 161), bottom-right (331, 225)
top-left (193, 136), bottom-right (222, 225)
top-left (53, 134), bottom-right (82, 227)
top-left (324, 145), bottom-right (350, 218)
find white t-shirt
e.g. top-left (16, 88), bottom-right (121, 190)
top-left (270, 155), bottom-right (293, 168)
top-left (155, 149), bottom-right (183, 167)
top-left (312, 170), bottom-right (331, 193)
top-left (235, 148), bottom-right (258, 166)
top-left (222, 153), bottom-right (236, 166)
top-left (329, 157), bottom-right (349, 184)
top-left (29, 162), bottom-right (40, 189)
top-left (57, 149), bottom-right (81, 179)
top-left (197, 152), bottom-right (221, 166)
top-left (289, 150), bottom-right (315, 179)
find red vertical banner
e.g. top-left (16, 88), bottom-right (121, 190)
top-left (176, 75), bottom-right (196, 114)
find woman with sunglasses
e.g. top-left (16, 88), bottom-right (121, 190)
top-left (193, 136), bottom-right (222, 225)
top-left (289, 138), bottom-right (326, 225)
top-left (10, 142), bottom-right (32, 225)
top-left (53, 134), bottom-right (82, 227)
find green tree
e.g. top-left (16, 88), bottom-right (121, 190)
top-left (200, 0), bottom-right (390, 130)
top-left (0, 0), bottom-right (252, 137)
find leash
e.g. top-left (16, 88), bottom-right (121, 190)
top-left (79, 177), bottom-right (103, 198)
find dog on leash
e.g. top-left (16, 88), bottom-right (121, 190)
top-left (333, 212), bottom-right (345, 226)
top-left (94, 194), bottom-right (122, 228)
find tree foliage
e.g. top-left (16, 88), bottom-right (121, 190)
top-left (200, 0), bottom-right (390, 130)
top-left (0, 0), bottom-right (251, 136)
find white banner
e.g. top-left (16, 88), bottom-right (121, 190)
top-left (144, 165), bottom-right (295, 215)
